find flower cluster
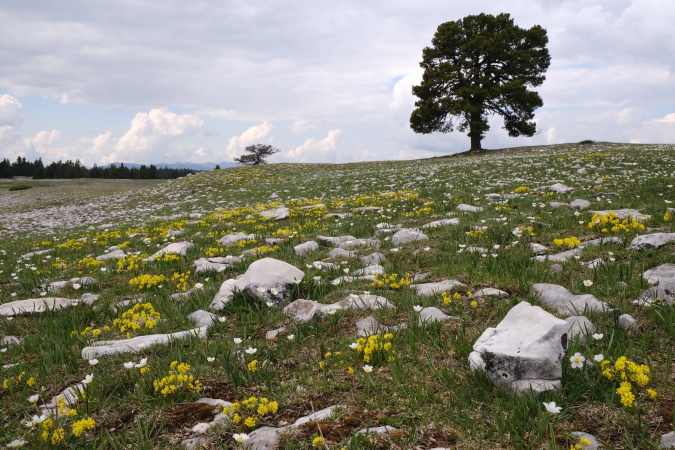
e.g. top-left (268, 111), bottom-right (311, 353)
top-left (371, 272), bottom-right (410, 289)
top-left (171, 270), bottom-right (191, 291)
top-left (466, 229), bottom-right (485, 239)
top-left (156, 252), bottom-right (181, 262)
top-left (553, 236), bottom-right (582, 248)
top-left (513, 226), bottom-right (536, 237)
top-left (128, 273), bottom-right (168, 289)
top-left (113, 303), bottom-right (161, 333)
top-left (514, 186), bottom-right (530, 193)
top-left (441, 290), bottom-right (473, 306)
top-left (587, 212), bottom-right (647, 233)
top-left (77, 257), bottom-right (105, 269)
top-left (2, 371), bottom-right (36, 390)
top-left (222, 396), bottom-right (279, 432)
top-left (153, 361), bottom-right (202, 396)
top-left (665, 210), bottom-right (672, 221)
top-left (253, 245), bottom-right (280, 254)
top-left (318, 351), bottom-right (344, 370)
top-left (116, 254), bottom-right (144, 272)
top-left (600, 356), bottom-right (655, 407)
top-left (353, 333), bottom-right (395, 364)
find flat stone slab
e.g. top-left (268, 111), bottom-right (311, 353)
top-left (0, 297), bottom-right (77, 317)
top-left (418, 307), bottom-right (461, 326)
top-left (643, 263), bottom-right (675, 284)
top-left (193, 257), bottom-right (232, 274)
top-left (210, 279), bottom-right (238, 310)
top-left (531, 283), bottom-right (612, 316)
top-left (259, 205), bottom-right (289, 220)
top-left (472, 288), bottom-right (509, 299)
top-left (628, 233), bottom-right (675, 250)
top-left (96, 249), bottom-right (126, 260)
top-left (356, 316), bottom-right (407, 337)
top-left (82, 327), bottom-right (208, 359)
top-left (457, 203), bottom-right (482, 212)
top-left (638, 281), bottom-right (675, 306)
top-left (570, 199), bottom-right (591, 209)
top-left (412, 280), bottom-right (467, 297)
top-left (328, 248), bottom-right (358, 258)
top-left (352, 264), bottom-right (385, 276)
top-left (219, 232), bottom-right (255, 246)
top-left (421, 218), bottom-right (460, 228)
top-left (316, 235), bottom-right (357, 246)
top-left (565, 316), bottom-right (595, 339)
top-left (361, 252), bottom-right (386, 265)
top-left (534, 237), bottom-right (623, 262)
top-left (339, 238), bottom-right (380, 250)
top-left (549, 183), bottom-right (574, 193)
top-left (293, 240), bottom-right (319, 255)
top-left (590, 208), bottom-right (650, 220)
top-left (40, 383), bottom-right (85, 416)
top-left (469, 301), bottom-right (567, 395)
top-left (661, 431), bottom-right (675, 448)
top-left (144, 241), bottom-right (194, 261)
top-left (391, 228), bottom-right (428, 245)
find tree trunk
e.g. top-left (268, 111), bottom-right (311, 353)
top-left (470, 134), bottom-right (483, 151)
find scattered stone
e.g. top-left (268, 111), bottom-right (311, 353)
top-left (529, 243), bottom-right (548, 254)
top-left (188, 310), bottom-right (217, 328)
top-left (472, 288), bottom-right (509, 299)
top-left (236, 258), bottom-right (305, 306)
top-left (570, 432), bottom-right (600, 450)
top-left (246, 426), bottom-right (283, 449)
top-left (413, 280), bottom-right (467, 297)
top-left (549, 201), bottom-right (569, 208)
top-left (390, 228), bottom-right (428, 246)
top-left (565, 316), bottom-right (595, 340)
top-left (0, 297), bottom-right (78, 317)
top-left (96, 249), bottom-right (125, 260)
top-left (352, 264), bottom-right (385, 276)
top-left (356, 316), bottom-right (407, 337)
top-left (144, 241), bottom-right (195, 261)
top-left (166, 229), bottom-right (184, 237)
top-left (293, 241), bottom-right (319, 256)
top-left (266, 327), bottom-right (286, 340)
top-left (82, 327), bottom-right (208, 359)
top-left (549, 264), bottom-right (564, 273)
top-left (361, 252), bottom-right (386, 265)
top-left (638, 281), bottom-right (675, 306)
top-left (590, 208), bottom-right (650, 221)
top-left (338, 294), bottom-right (395, 311)
top-left (328, 248), bottom-right (358, 258)
top-left (418, 307), bottom-right (461, 326)
top-left (311, 261), bottom-right (339, 271)
top-left (283, 299), bottom-right (320, 323)
top-left (594, 192), bottom-right (619, 198)
top-left (534, 237), bottom-right (622, 262)
top-left (210, 279), bottom-right (238, 310)
top-left (316, 235), bottom-right (357, 246)
top-left (467, 246), bottom-right (488, 254)
top-left (1, 335), bottom-right (21, 346)
top-left (374, 227), bottom-right (401, 237)
top-left (570, 199), bottom-right (591, 209)
top-left (411, 272), bottom-right (431, 282)
top-left (339, 238), bottom-right (380, 250)
top-left (531, 284), bottom-right (612, 316)
top-left (40, 383), bottom-right (85, 416)
top-left (188, 212), bottom-right (203, 219)
top-left (628, 233), bottom-right (675, 250)
top-left (643, 263), bottom-right (675, 284)
top-left (351, 425), bottom-right (399, 441)
top-left (182, 437), bottom-right (209, 450)
top-left (585, 258), bottom-right (604, 269)
top-left (47, 281), bottom-right (69, 292)
top-left (661, 431), bottom-right (675, 448)
top-left (219, 232), bottom-right (256, 247)
top-left (421, 218), bottom-right (460, 228)
top-left (469, 301), bottom-right (567, 395)
top-left (20, 249), bottom-right (53, 259)
top-left (457, 203), bottom-right (482, 213)
top-left (260, 205), bottom-right (289, 220)
top-left (548, 183), bottom-right (574, 193)
top-left (193, 257), bottom-right (233, 274)
top-left (352, 206), bottom-right (381, 212)
top-left (619, 314), bottom-right (638, 330)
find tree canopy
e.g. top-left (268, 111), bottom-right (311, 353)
top-left (234, 144), bottom-right (280, 165)
top-left (410, 13), bottom-right (551, 151)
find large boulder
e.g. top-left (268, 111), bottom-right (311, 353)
top-left (531, 284), bottom-right (612, 316)
top-left (469, 301), bottom-right (568, 395)
top-left (209, 258), bottom-right (304, 309)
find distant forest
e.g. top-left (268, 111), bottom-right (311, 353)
top-left (0, 157), bottom-right (198, 180)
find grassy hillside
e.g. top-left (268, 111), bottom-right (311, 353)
top-left (1, 142), bottom-right (674, 449)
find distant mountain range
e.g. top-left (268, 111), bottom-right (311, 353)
top-left (102, 161), bottom-right (238, 171)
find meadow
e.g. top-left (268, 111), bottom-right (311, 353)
top-left (1, 142), bottom-right (674, 449)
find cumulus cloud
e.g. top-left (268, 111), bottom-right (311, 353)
top-left (115, 108), bottom-right (203, 154)
top-left (285, 129), bottom-right (341, 162)
top-left (0, 94), bottom-right (22, 149)
top-left (225, 122), bottom-right (273, 160)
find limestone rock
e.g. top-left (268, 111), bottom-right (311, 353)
top-left (96, 249), bottom-right (125, 260)
top-left (591, 208), bottom-right (650, 220)
top-left (294, 241), bottom-right (319, 256)
top-left (469, 301), bottom-right (568, 394)
top-left (266, 327), bottom-right (286, 340)
top-left (209, 279), bottom-right (238, 310)
top-left (418, 307), bottom-right (461, 326)
top-left (283, 299), bottom-right (320, 323)
top-left (472, 288), bottom-right (509, 299)
top-left (421, 218), bottom-right (460, 228)
top-left (549, 201), bottom-right (569, 208)
top-left (549, 183), bottom-right (574, 193)
top-left (1, 335), bottom-right (21, 346)
top-left (391, 228), bottom-right (428, 245)
top-left (339, 238), bottom-right (380, 250)
top-left (629, 233), bottom-right (675, 250)
top-left (236, 258), bottom-right (305, 306)
top-left (619, 313), bottom-right (638, 330)
top-left (565, 316), bottom-right (595, 340)
top-left (457, 203), bottom-right (482, 213)
top-left (260, 205), bottom-right (289, 220)
top-left (529, 243), bottom-right (549, 254)
top-left (352, 264), bottom-right (385, 276)
top-left (310, 261), bottom-right (338, 271)
top-left (638, 281), bottom-right (675, 306)
top-left (328, 248), bottom-right (358, 258)
top-left (144, 241), bottom-right (194, 261)
top-left (316, 235), bottom-right (357, 246)
top-left (0, 297), bottom-right (77, 317)
top-left (412, 280), bottom-right (467, 297)
top-left (219, 232), bottom-right (255, 246)
top-left (643, 263), bottom-right (675, 284)
top-left (570, 432), bottom-right (600, 450)
top-left (570, 199), bottom-right (591, 209)
top-left (531, 283), bottom-right (612, 316)
top-left (356, 316), bottom-right (407, 337)
top-left (188, 310), bottom-right (217, 328)
top-left (82, 327), bottom-right (208, 359)
top-left (661, 431), bottom-right (675, 448)
top-left (193, 257), bottom-right (232, 274)
top-left (361, 252), bottom-right (386, 265)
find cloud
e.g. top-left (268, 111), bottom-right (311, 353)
top-left (23, 130), bottom-right (62, 159)
top-left (225, 122), bottom-right (273, 160)
top-left (0, 94), bottom-right (22, 149)
top-left (286, 129), bottom-right (341, 162)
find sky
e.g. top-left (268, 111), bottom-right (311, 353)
top-left (0, 0), bottom-right (674, 166)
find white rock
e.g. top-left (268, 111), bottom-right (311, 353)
top-left (570, 432), bottom-right (600, 450)
top-left (236, 258), bottom-right (305, 306)
top-left (0, 297), bottom-right (78, 317)
top-left (316, 235), bottom-right (357, 246)
top-left (283, 299), bottom-right (320, 323)
top-left (339, 238), bottom-right (380, 250)
top-left (531, 284), bottom-right (612, 317)
top-left (570, 199), bottom-right (591, 209)
top-left (549, 183), bottom-right (574, 193)
top-left (259, 205), bottom-right (289, 220)
top-left (361, 252), bottom-right (386, 265)
top-left (418, 307), bottom-right (461, 326)
top-left (391, 228), bottom-right (429, 245)
top-left (565, 316), bottom-right (595, 339)
top-left (619, 313), bottom-right (638, 330)
top-left (81, 327), bottom-right (208, 359)
top-left (421, 218), bottom-right (460, 228)
top-left (629, 233), bottom-right (675, 250)
top-left (412, 280), bottom-right (467, 297)
top-left (469, 301), bottom-right (567, 395)
top-left (352, 264), bottom-right (385, 276)
top-left (591, 208), bottom-right (650, 220)
top-left (144, 241), bottom-right (194, 261)
top-left (472, 288), bottom-right (509, 299)
top-left (219, 232), bottom-right (255, 247)
top-left (661, 431), bottom-right (675, 448)
top-left (328, 248), bottom-right (358, 258)
top-left (209, 279), bottom-right (238, 310)
top-left (643, 263), bottom-right (675, 284)
top-left (457, 203), bottom-right (482, 212)
top-left (293, 241), bottom-right (319, 255)
top-left (96, 249), bottom-right (125, 260)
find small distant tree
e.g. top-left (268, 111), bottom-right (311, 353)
top-left (234, 144), bottom-right (280, 165)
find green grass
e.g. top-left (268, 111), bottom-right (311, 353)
top-left (1, 142), bottom-right (674, 449)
